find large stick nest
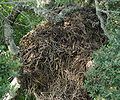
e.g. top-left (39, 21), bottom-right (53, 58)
top-left (19, 6), bottom-right (108, 100)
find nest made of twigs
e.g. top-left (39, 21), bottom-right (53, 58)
top-left (19, 7), bottom-right (108, 100)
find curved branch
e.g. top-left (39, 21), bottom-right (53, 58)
top-left (4, 19), bottom-right (19, 55)
top-left (94, 0), bottom-right (110, 38)
top-left (4, 3), bottom-right (35, 55)
top-left (4, 2), bottom-right (84, 55)
top-left (7, 3), bottom-right (34, 25)
top-left (3, 77), bottom-right (20, 100)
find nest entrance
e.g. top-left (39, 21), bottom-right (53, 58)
top-left (19, 7), bottom-right (108, 99)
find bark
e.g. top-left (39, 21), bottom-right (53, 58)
top-left (4, 3), bottom-right (35, 55)
top-left (94, 0), bottom-right (110, 38)
top-left (4, 19), bottom-right (19, 55)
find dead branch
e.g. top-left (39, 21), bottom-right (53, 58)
top-left (4, 19), bottom-right (19, 55)
top-left (94, 0), bottom-right (110, 38)
top-left (4, 3), bottom-right (35, 55)
top-left (3, 77), bottom-right (20, 100)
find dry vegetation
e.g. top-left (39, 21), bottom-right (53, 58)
top-left (19, 7), bottom-right (108, 100)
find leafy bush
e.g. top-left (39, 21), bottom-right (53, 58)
top-left (0, 0), bottom-right (44, 45)
top-left (0, 46), bottom-right (21, 98)
top-left (84, 29), bottom-right (120, 100)
top-left (84, 1), bottom-right (120, 99)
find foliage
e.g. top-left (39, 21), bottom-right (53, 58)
top-left (84, 31), bottom-right (120, 100)
top-left (0, 0), bottom-right (74, 99)
top-left (0, 46), bottom-right (21, 98)
top-left (0, 0), bottom-right (92, 46)
top-left (0, 0), bottom-right (120, 99)
top-left (0, 0), bottom-right (13, 45)
top-left (84, 1), bottom-right (120, 100)
top-left (13, 11), bottom-right (43, 44)
top-left (0, 0), bottom-right (44, 45)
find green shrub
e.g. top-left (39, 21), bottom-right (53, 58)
top-left (84, 30), bottom-right (120, 100)
top-left (84, 0), bottom-right (120, 99)
top-left (0, 46), bottom-right (21, 98)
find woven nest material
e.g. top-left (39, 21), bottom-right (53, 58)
top-left (19, 7), bottom-right (108, 100)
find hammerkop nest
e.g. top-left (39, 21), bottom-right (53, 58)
top-left (19, 6), bottom-right (108, 100)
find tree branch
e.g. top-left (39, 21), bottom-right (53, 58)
top-left (4, 3), bottom-right (35, 55)
top-left (34, 4), bottom-right (82, 24)
top-left (7, 3), bottom-right (35, 25)
top-left (94, 0), bottom-right (110, 38)
top-left (3, 77), bottom-right (20, 100)
top-left (4, 19), bottom-right (19, 55)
